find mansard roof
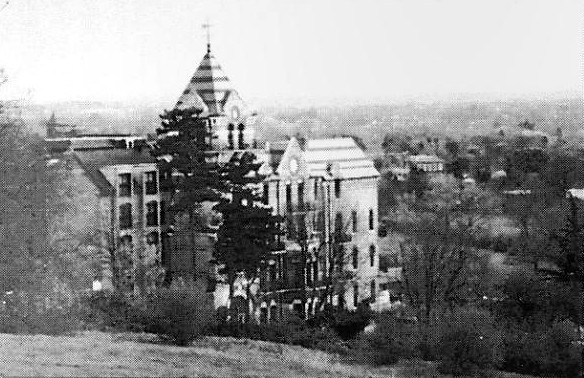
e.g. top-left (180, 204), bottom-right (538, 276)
top-left (304, 137), bottom-right (380, 179)
top-left (267, 137), bottom-right (380, 180)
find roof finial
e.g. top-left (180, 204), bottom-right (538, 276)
top-left (202, 20), bottom-right (212, 54)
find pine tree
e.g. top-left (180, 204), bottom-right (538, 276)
top-left (213, 151), bottom-right (282, 318)
top-left (154, 108), bottom-right (225, 282)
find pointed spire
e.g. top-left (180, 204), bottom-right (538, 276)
top-left (202, 21), bottom-right (212, 54)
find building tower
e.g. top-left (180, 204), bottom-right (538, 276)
top-left (175, 30), bottom-right (252, 150)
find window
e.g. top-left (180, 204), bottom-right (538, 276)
top-left (118, 173), bottom-right (131, 197)
top-left (312, 261), bottom-right (318, 283)
top-left (335, 212), bottom-right (343, 234)
top-left (227, 124), bottom-right (235, 150)
top-left (146, 231), bottom-right (159, 245)
top-left (313, 179), bottom-right (318, 199)
top-left (146, 201), bottom-right (158, 226)
top-left (286, 183), bottom-right (292, 211)
top-left (237, 123), bottom-right (245, 149)
top-left (298, 182), bottom-right (304, 208)
top-left (370, 280), bottom-right (376, 302)
top-left (352, 246), bottom-right (359, 269)
top-left (119, 203), bottom-right (132, 229)
top-left (369, 245), bottom-right (376, 267)
top-left (337, 245), bottom-right (345, 273)
top-left (263, 183), bottom-right (269, 205)
top-left (160, 201), bottom-right (166, 225)
top-left (334, 179), bottom-right (341, 198)
top-left (352, 210), bottom-right (358, 233)
top-left (353, 284), bottom-right (359, 307)
top-left (145, 171), bottom-right (158, 195)
top-left (369, 209), bottom-right (375, 230)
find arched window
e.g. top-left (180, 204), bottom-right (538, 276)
top-left (369, 245), bottom-right (376, 267)
top-left (353, 283), bottom-right (359, 307)
top-left (369, 208), bottom-right (375, 230)
top-left (352, 246), bottom-right (359, 269)
top-left (227, 124), bottom-right (234, 150)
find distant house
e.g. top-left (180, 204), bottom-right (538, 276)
top-left (406, 154), bottom-right (445, 173)
top-left (388, 167), bottom-right (410, 182)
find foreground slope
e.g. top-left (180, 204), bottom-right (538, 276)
top-left (0, 331), bottom-right (398, 377)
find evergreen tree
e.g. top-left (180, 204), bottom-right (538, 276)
top-left (213, 151), bottom-right (282, 315)
top-left (154, 108), bottom-right (225, 282)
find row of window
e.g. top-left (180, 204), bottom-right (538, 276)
top-left (119, 201), bottom-right (162, 229)
top-left (335, 210), bottom-right (376, 234)
top-left (118, 171), bottom-right (158, 197)
top-left (353, 280), bottom-right (377, 307)
top-left (350, 245), bottom-right (376, 270)
top-left (262, 178), bottom-right (343, 208)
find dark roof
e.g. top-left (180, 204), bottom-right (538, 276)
top-left (73, 148), bottom-right (157, 196)
top-left (74, 148), bottom-right (157, 168)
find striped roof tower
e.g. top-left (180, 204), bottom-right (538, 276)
top-left (176, 41), bottom-right (237, 116)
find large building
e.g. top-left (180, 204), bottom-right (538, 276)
top-left (46, 40), bottom-right (386, 319)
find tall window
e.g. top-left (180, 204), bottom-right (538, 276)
top-left (227, 124), bottom-right (235, 150)
top-left (298, 182), bottom-right (304, 209)
top-left (118, 173), bottom-right (131, 197)
top-left (369, 245), bottom-right (376, 267)
top-left (160, 201), bottom-right (166, 225)
top-left (353, 283), bottom-right (359, 307)
top-left (334, 179), bottom-right (341, 199)
top-left (335, 212), bottom-right (343, 234)
top-left (263, 183), bottom-right (270, 205)
top-left (144, 171), bottom-right (158, 195)
top-left (369, 209), bottom-right (375, 230)
top-left (286, 183), bottom-right (292, 211)
top-left (370, 280), bottom-right (376, 302)
top-left (352, 246), bottom-right (359, 269)
top-left (146, 201), bottom-right (158, 226)
top-left (237, 123), bottom-right (245, 149)
top-left (352, 210), bottom-right (358, 233)
top-left (119, 203), bottom-right (132, 229)
top-left (313, 179), bottom-right (318, 200)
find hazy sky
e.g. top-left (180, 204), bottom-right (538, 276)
top-left (0, 0), bottom-right (582, 106)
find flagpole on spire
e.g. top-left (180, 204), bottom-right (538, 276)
top-left (202, 20), bottom-right (212, 54)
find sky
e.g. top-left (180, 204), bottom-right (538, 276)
top-left (0, 0), bottom-right (582, 106)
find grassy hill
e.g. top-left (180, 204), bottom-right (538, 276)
top-left (0, 331), bottom-right (406, 377)
top-left (0, 331), bottom-right (541, 377)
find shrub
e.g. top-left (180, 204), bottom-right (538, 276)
top-left (437, 307), bottom-right (503, 376)
top-left (0, 291), bottom-right (81, 335)
top-left (503, 320), bottom-right (581, 378)
top-left (213, 315), bottom-right (345, 353)
top-left (354, 314), bottom-right (420, 366)
top-left (82, 291), bottom-right (144, 332)
top-left (140, 283), bottom-right (214, 346)
top-left (310, 303), bottom-right (372, 341)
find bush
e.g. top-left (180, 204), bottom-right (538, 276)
top-left (82, 291), bottom-right (144, 332)
top-left (140, 283), bottom-right (215, 346)
top-left (354, 314), bottom-right (420, 366)
top-left (309, 303), bottom-right (372, 341)
top-left (503, 320), bottom-right (581, 378)
top-left (0, 291), bottom-right (81, 335)
top-left (437, 307), bottom-right (503, 376)
top-left (213, 315), bottom-right (345, 353)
